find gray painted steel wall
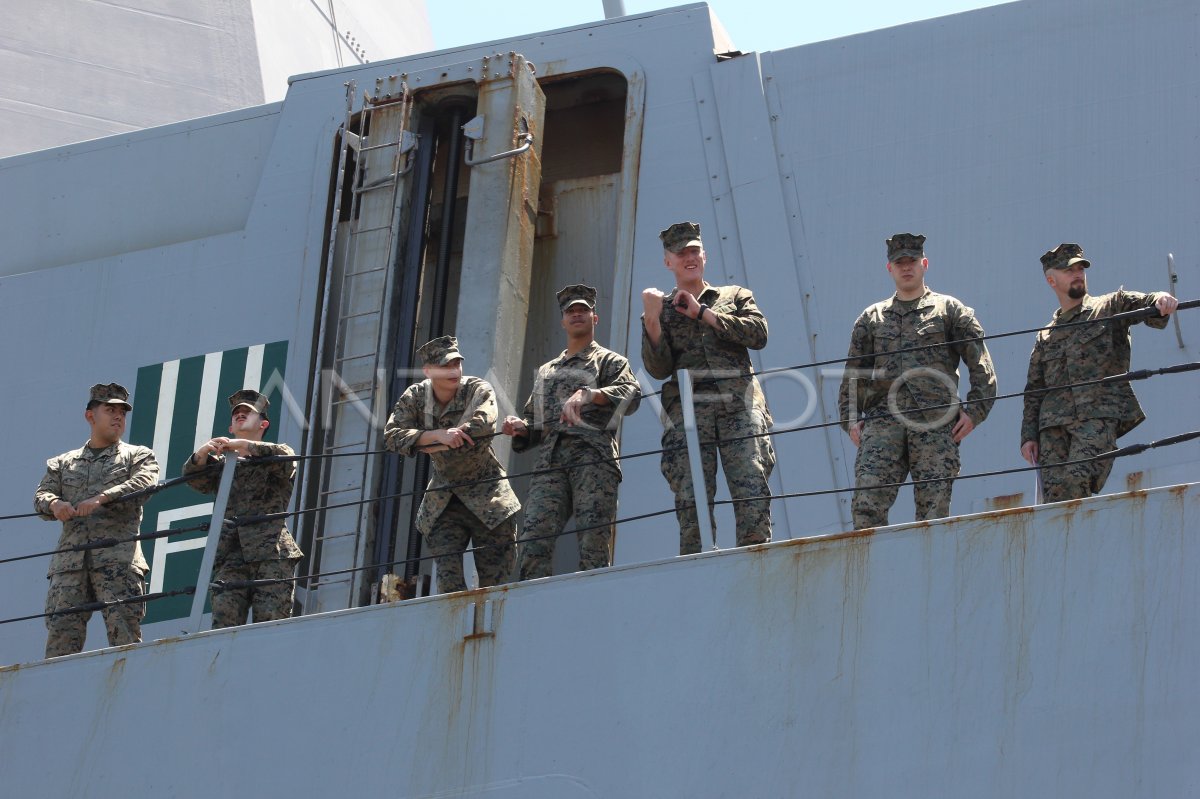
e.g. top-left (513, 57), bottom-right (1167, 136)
top-left (0, 0), bottom-right (1196, 664)
top-left (1, 482), bottom-right (1195, 796)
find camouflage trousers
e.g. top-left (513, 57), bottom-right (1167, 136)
top-left (519, 437), bottom-right (619, 580)
top-left (852, 414), bottom-right (959, 529)
top-left (45, 562), bottom-right (145, 658)
top-left (211, 551), bottom-right (301, 629)
top-left (426, 496), bottom-right (516, 594)
top-left (1037, 418), bottom-right (1118, 503)
top-left (661, 397), bottom-right (775, 555)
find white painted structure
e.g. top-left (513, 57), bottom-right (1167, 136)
top-left (1, 0), bottom-right (431, 157)
top-left (1, 483), bottom-right (1196, 796)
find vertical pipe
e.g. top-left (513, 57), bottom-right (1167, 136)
top-left (430, 103), bottom-right (469, 336)
top-left (373, 110), bottom-right (438, 586)
top-left (602, 0), bottom-right (626, 19)
top-left (408, 102), bottom-right (469, 579)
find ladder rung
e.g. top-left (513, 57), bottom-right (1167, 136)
top-left (335, 352), bottom-right (378, 363)
top-left (323, 440), bottom-right (369, 451)
top-left (343, 266), bottom-right (387, 278)
top-left (309, 576), bottom-right (353, 588)
top-left (338, 309), bottom-right (382, 323)
top-left (359, 139), bottom-right (405, 153)
top-left (314, 530), bottom-right (359, 542)
top-left (326, 380), bottom-right (376, 395)
top-left (329, 393), bottom-right (376, 406)
top-left (350, 224), bottom-right (393, 235)
top-left (319, 486), bottom-right (364, 497)
top-left (353, 180), bottom-right (397, 195)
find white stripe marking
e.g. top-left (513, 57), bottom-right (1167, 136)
top-left (153, 361), bottom-right (179, 468)
top-left (149, 503), bottom-right (214, 594)
top-left (245, 343), bottom-right (265, 392)
top-left (194, 352), bottom-right (224, 453)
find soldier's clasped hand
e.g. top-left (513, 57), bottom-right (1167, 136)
top-left (673, 290), bottom-right (702, 319)
top-left (1156, 294), bottom-right (1179, 316)
top-left (49, 498), bottom-right (76, 521)
top-left (438, 427), bottom-right (475, 449)
top-left (501, 416), bottom-right (528, 437)
top-left (73, 495), bottom-right (106, 517)
top-left (560, 389), bottom-right (593, 426)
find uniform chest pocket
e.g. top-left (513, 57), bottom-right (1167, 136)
top-left (61, 466), bottom-right (90, 490)
top-left (1038, 336), bottom-right (1070, 385)
top-left (875, 321), bottom-right (902, 354)
top-left (549, 362), bottom-right (599, 393)
top-left (915, 317), bottom-right (946, 344)
top-left (710, 300), bottom-right (736, 315)
top-left (1075, 320), bottom-right (1113, 355)
top-left (101, 463), bottom-right (128, 488)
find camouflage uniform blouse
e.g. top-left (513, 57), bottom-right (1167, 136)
top-left (838, 289), bottom-right (997, 429)
top-left (181, 442), bottom-right (303, 563)
top-left (512, 341), bottom-right (642, 478)
top-left (384, 377), bottom-right (520, 533)
top-left (1021, 289), bottom-right (1169, 442)
top-left (34, 441), bottom-right (159, 576)
top-left (641, 284), bottom-right (771, 420)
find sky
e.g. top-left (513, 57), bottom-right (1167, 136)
top-left (427, 0), bottom-right (1013, 53)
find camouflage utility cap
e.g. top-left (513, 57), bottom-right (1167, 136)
top-left (660, 221), bottom-right (703, 253)
top-left (1041, 242), bottom-right (1091, 272)
top-left (417, 335), bottom-right (463, 366)
top-left (556, 283), bottom-right (597, 311)
top-left (89, 382), bottom-right (132, 411)
top-left (229, 389), bottom-right (269, 417)
top-left (887, 233), bottom-right (926, 262)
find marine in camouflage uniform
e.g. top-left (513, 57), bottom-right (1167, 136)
top-left (641, 221), bottom-right (775, 555)
top-left (34, 383), bottom-right (159, 657)
top-left (182, 389), bottom-right (303, 628)
top-left (384, 336), bottom-right (520, 593)
top-left (838, 234), bottom-right (997, 529)
top-left (1021, 243), bottom-right (1179, 502)
top-left (503, 284), bottom-right (641, 579)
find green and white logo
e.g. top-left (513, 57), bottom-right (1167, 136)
top-left (128, 341), bottom-right (289, 624)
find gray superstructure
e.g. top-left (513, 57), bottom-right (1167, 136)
top-left (0, 1), bottom-right (1197, 793)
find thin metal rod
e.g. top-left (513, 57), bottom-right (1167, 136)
top-left (187, 454), bottom-right (238, 633)
top-left (679, 369), bottom-right (717, 551)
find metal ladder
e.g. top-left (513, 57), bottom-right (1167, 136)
top-left (304, 78), bottom-right (415, 613)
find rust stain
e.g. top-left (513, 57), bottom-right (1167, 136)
top-left (1126, 470), bottom-right (1145, 491)
top-left (105, 656), bottom-right (126, 689)
top-left (986, 493), bottom-right (1025, 510)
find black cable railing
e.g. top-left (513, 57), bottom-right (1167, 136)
top-left (1, 302), bottom-right (1196, 630)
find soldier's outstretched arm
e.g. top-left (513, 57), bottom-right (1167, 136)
top-left (383, 392), bottom-right (427, 456)
top-left (1107, 289), bottom-right (1175, 330)
top-left (461, 380), bottom-right (499, 440)
top-left (597, 354), bottom-right (642, 417)
top-left (96, 447), bottom-right (160, 509)
top-left (507, 385), bottom-right (541, 451)
top-left (34, 456), bottom-right (70, 520)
